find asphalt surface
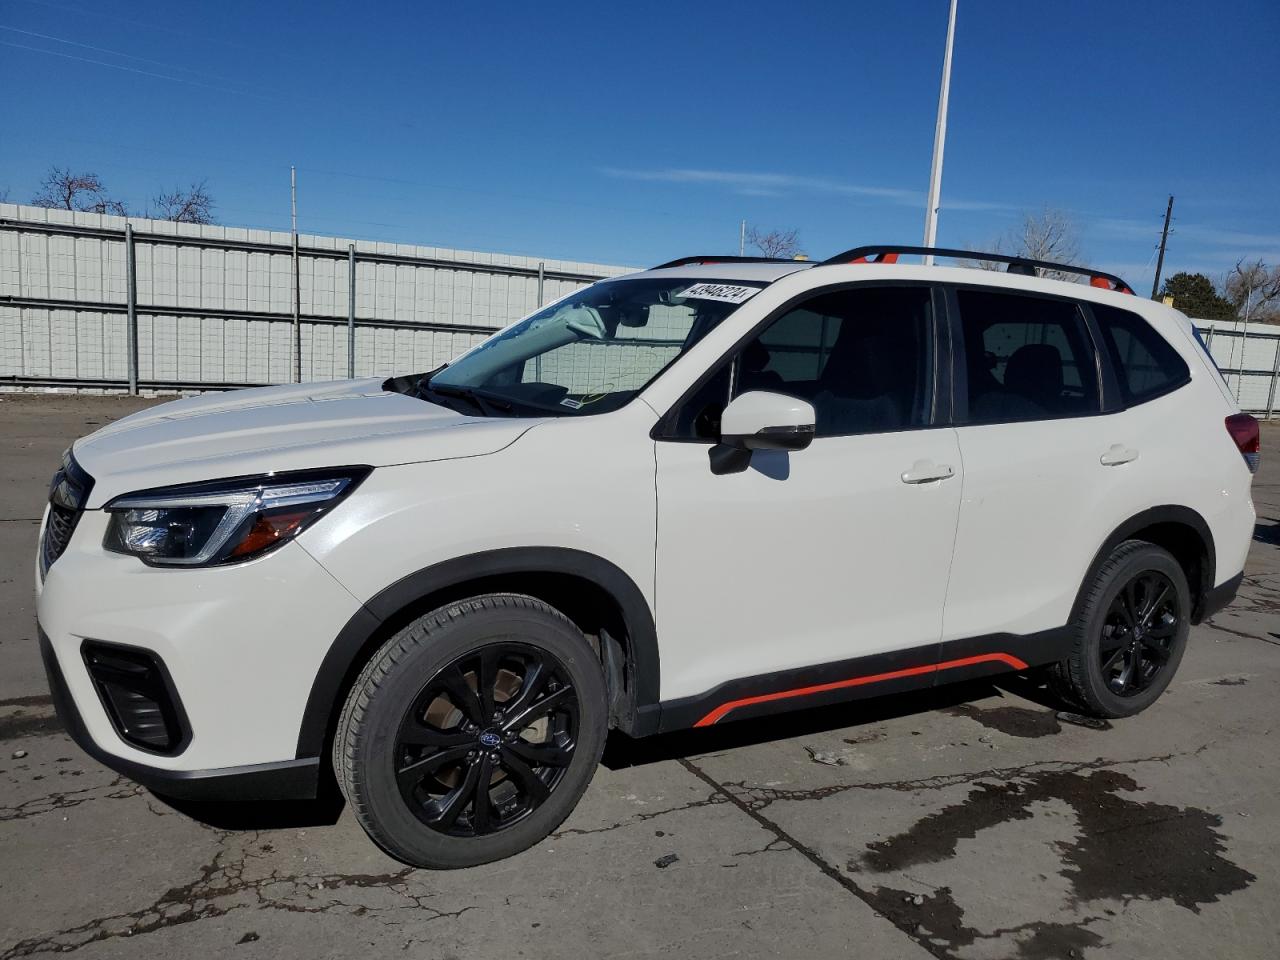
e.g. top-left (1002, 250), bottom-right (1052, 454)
top-left (2, 392), bottom-right (1278, 960)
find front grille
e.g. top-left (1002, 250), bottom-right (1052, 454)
top-left (82, 641), bottom-right (190, 754)
top-left (41, 503), bottom-right (79, 574)
top-left (39, 448), bottom-right (93, 577)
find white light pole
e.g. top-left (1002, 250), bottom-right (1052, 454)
top-left (922, 0), bottom-right (958, 265)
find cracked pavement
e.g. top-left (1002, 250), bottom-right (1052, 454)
top-left (2, 393), bottom-right (1278, 959)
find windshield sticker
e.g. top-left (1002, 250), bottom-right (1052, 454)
top-left (679, 283), bottom-right (760, 305)
top-left (559, 398), bottom-right (584, 409)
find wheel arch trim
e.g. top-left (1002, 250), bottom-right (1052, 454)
top-left (1078, 505), bottom-right (1217, 622)
top-left (295, 547), bottom-right (659, 759)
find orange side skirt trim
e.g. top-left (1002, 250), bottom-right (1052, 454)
top-left (692, 653), bottom-right (1029, 727)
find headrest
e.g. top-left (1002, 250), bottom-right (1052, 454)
top-left (1004, 343), bottom-right (1063, 400)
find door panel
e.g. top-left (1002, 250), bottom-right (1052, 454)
top-left (943, 287), bottom-right (1114, 642)
top-left (651, 281), bottom-right (958, 703)
top-left (944, 417), bottom-right (1129, 641)
top-left (655, 428), bottom-right (964, 701)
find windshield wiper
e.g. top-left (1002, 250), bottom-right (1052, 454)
top-left (424, 381), bottom-right (514, 416)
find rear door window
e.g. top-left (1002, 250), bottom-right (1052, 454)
top-left (956, 289), bottom-right (1101, 424)
top-left (1092, 303), bottom-right (1190, 405)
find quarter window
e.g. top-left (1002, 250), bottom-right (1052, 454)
top-left (1092, 303), bottom-right (1190, 405)
top-left (956, 290), bottom-right (1100, 424)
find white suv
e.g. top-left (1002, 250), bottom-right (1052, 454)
top-left (36, 246), bottom-right (1257, 868)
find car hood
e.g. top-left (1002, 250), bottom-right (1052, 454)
top-left (73, 378), bottom-right (539, 507)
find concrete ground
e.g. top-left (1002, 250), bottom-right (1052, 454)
top-left (1, 391), bottom-right (1278, 960)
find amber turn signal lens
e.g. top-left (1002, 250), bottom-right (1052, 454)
top-left (228, 509), bottom-right (313, 558)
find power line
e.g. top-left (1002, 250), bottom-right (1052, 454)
top-left (0, 39), bottom-right (295, 104)
top-left (0, 24), bottom-right (254, 83)
top-left (10, 0), bottom-right (317, 65)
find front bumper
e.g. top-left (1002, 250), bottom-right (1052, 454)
top-left (41, 629), bottom-right (319, 800)
top-left (37, 508), bottom-right (364, 789)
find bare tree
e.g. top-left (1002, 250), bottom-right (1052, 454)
top-left (152, 180), bottom-right (215, 224)
top-left (31, 166), bottom-right (129, 215)
top-left (968, 207), bottom-right (1085, 281)
top-left (0, 187), bottom-right (9, 203)
top-left (745, 225), bottom-right (801, 259)
top-left (1223, 258), bottom-right (1280, 323)
top-left (82, 197), bottom-right (130, 216)
top-left (1010, 207), bottom-right (1082, 267)
top-left (32, 166), bottom-right (99, 209)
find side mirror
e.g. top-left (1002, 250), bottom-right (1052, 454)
top-left (710, 391), bottom-right (815, 475)
top-left (721, 391), bottom-right (816, 451)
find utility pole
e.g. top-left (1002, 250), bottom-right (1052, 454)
top-left (291, 166), bottom-right (301, 383)
top-left (347, 243), bottom-right (356, 380)
top-left (124, 223), bottom-right (138, 396)
top-left (922, 0), bottom-right (958, 265)
top-left (1151, 194), bottom-right (1174, 299)
top-left (739, 219), bottom-right (746, 256)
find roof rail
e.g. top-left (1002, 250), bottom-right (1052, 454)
top-left (819, 245), bottom-right (1134, 295)
top-left (650, 255), bottom-right (800, 270)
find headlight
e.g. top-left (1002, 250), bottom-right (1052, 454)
top-left (103, 468), bottom-right (369, 567)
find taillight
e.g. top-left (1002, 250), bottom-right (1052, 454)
top-left (1225, 413), bottom-right (1260, 473)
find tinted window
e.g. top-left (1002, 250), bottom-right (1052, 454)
top-left (670, 363), bottom-right (732, 440)
top-left (957, 290), bottom-right (1100, 424)
top-left (1093, 303), bottom-right (1190, 405)
top-left (733, 286), bottom-right (933, 437)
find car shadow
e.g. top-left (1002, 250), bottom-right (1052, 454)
top-left (152, 779), bottom-right (347, 830)
top-left (1252, 517), bottom-right (1280, 546)
top-left (602, 676), bottom-right (1032, 769)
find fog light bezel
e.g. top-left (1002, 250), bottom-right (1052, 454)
top-left (80, 639), bottom-right (191, 756)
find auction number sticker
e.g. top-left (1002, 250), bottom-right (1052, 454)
top-left (679, 283), bottom-right (760, 305)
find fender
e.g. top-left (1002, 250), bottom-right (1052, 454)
top-left (1075, 504), bottom-right (1216, 621)
top-left (294, 547), bottom-right (661, 758)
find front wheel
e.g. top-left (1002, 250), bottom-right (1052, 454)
top-left (334, 595), bottom-right (608, 868)
top-left (1053, 540), bottom-right (1191, 718)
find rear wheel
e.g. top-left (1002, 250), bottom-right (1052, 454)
top-left (1053, 540), bottom-right (1190, 718)
top-left (334, 594), bottom-right (607, 868)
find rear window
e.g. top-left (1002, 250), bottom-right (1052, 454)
top-left (956, 289), bottom-right (1101, 425)
top-left (1092, 304), bottom-right (1190, 406)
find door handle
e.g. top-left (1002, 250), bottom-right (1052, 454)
top-left (901, 460), bottom-right (956, 484)
top-left (1100, 444), bottom-right (1139, 466)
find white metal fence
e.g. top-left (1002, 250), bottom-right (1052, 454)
top-left (0, 203), bottom-right (630, 392)
top-left (5, 201), bottom-right (1278, 414)
top-left (1197, 320), bottom-right (1280, 416)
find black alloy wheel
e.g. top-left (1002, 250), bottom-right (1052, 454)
top-left (1097, 570), bottom-right (1182, 697)
top-left (1052, 539), bottom-right (1191, 719)
top-left (334, 594), bottom-right (608, 868)
top-left (394, 643), bottom-right (579, 836)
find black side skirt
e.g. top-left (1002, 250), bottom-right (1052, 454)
top-left (40, 630), bottom-right (318, 802)
top-left (655, 627), bottom-right (1073, 733)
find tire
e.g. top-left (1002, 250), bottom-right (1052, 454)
top-left (333, 594), bottom-right (608, 868)
top-left (1052, 540), bottom-right (1191, 718)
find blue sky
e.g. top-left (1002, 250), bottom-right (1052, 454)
top-left (2, 0), bottom-right (1276, 290)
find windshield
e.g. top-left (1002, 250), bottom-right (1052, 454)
top-left (422, 277), bottom-right (766, 416)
